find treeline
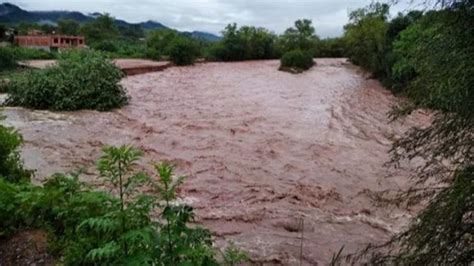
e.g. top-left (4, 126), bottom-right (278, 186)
top-left (340, 2), bottom-right (473, 264)
top-left (205, 19), bottom-right (344, 61)
top-left (1, 15), bottom-right (345, 67)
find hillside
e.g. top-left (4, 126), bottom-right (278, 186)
top-left (0, 2), bottom-right (220, 41)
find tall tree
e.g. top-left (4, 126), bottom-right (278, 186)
top-left (279, 19), bottom-right (319, 54)
top-left (58, 19), bottom-right (80, 35)
top-left (80, 14), bottom-right (119, 45)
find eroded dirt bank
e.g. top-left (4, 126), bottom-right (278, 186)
top-left (2, 59), bottom-right (430, 265)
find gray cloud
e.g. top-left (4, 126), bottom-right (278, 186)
top-left (9, 0), bottom-right (417, 37)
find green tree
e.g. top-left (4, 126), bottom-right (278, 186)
top-left (80, 14), bottom-right (120, 46)
top-left (167, 37), bottom-right (200, 65)
top-left (343, 3), bottom-right (389, 76)
top-left (343, 2), bottom-right (474, 264)
top-left (145, 29), bottom-right (179, 60)
top-left (278, 19), bottom-right (319, 55)
top-left (57, 19), bottom-right (80, 35)
top-left (208, 23), bottom-right (277, 61)
top-left (118, 24), bottom-right (145, 40)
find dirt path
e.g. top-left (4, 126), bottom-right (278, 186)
top-left (1, 59), bottom-right (430, 265)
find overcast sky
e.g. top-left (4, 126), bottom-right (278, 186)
top-left (9, 0), bottom-right (419, 37)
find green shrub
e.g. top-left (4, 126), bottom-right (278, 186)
top-left (0, 123), bottom-right (31, 183)
top-left (92, 40), bottom-right (119, 53)
top-left (0, 144), bottom-right (249, 265)
top-left (167, 37), bottom-right (200, 66)
top-left (279, 49), bottom-right (314, 73)
top-left (6, 50), bottom-right (128, 111)
top-left (145, 29), bottom-right (179, 61)
top-left (11, 46), bottom-right (55, 60)
top-left (0, 47), bottom-right (17, 70)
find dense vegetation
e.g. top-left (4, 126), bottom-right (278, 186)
top-left (2, 14), bottom-right (346, 64)
top-left (0, 129), bottom-right (247, 264)
top-left (340, 1), bottom-right (473, 264)
top-left (167, 37), bottom-right (201, 65)
top-left (6, 50), bottom-right (127, 111)
top-left (0, 47), bottom-right (16, 70)
top-left (206, 23), bottom-right (277, 61)
top-left (0, 46), bottom-right (54, 72)
top-left (279, 49), bottom-right (314, 73)
top-left (206, 19), bottom-right (328, 62)
top-left (0, 122), bottom-right (32, 183)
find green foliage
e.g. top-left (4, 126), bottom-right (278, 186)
top-left (391, 9), bottom-right (474, 115)
top-left (95, 39), bottom-right (147, 59)
top-left (279, 49), bottom-right (314, 73)
top-left (6, 50), bottom-right (127, 111)
top-left (0, 179), bottom-right (30, 236)
top-left (208, 23), bottom-right (277, 61)
top-left (0, 47), bottom-right (16, 70)
top-left (0, 144), bottom-right (249, 264)
top-left (146, 29), bottom-right (179, 60)
top-left (91, 40), bottom-right (119, 53)
top-left (0, 123), bottom-right (31, 183)
top-left (167, 37), bottom-right (200, 65)
top-left (0, 45), bottom-right (55, 72)
top-left (81, 14), bottom-right (120, 46)
top-left (343, 3), bottom-right (389, 76)
top-left (10, 46), bottom-right (55, 60)
top-left (342, 2), bottom-right (474, 265)
top-left (315, 38), bottom-right (346, 58)
top-left (343, 4), bottom-right (422, 86)
top-left (277, 19), bottom-right (319, 55)
top-left (118, 24), bottom-right (145, 41)
top-left (57, 19), bottom-right (80, 35)
top-left (222, 242), bottom-right (250, 266)
top-left (18, 22), bottom-right (56, 35)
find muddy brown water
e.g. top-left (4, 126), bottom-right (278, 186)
top-left (1, 59), bottom-right (430, 265)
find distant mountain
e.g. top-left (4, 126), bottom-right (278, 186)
top-left (0, 2), bottom-right (220, 41)
top-left (0, 3), bottom-right (92, 23)
top-left (190, 31), bottom-right (222, 42)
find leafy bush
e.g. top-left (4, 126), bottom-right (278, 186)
top-left (6, 50), bottom-right (128, 111)
top-left (0, 145), bottom-right (248, 265)
top-left (279, 49), bottom-right (314, 73)
top-left (146, 29), bottom-right (179, 61)
top-left (208, 23), bottom-right (277, 61)
top-left (167, 37), bottom-right (200, 66)
top-left (92, 40), bottom-right (119, 53)
top-left (0, 123), bottom-right (31, 183)
top-left (0, 47), bottom-right (17, 70)
top-left (11, 46), bottom-right (55, 60)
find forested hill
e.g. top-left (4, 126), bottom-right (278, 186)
top-left (0, 2), bottom-right (220, 41)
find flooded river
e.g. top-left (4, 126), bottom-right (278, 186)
top-left (1, 59), bottom-right (430, 265)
